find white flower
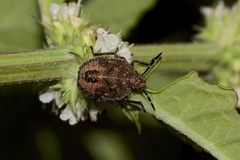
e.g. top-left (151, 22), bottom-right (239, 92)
top-left (93, 28), bottom-right (133, 63)
top-left (68, 2), bottom-right (80, 17)
top-left (201, 1), bottom-right (226, 19)
top-left (116, 42), bottom-right (133, 64)
top-left (39, 88), bottom-right (102, 125)
top-left (93, 28), bottom-right (121, 52)
top-left (59, 105), bottom-right (80, 125)
top-left (50, 1), bottom-right (81, 21)
top-left (59, 101), bottom-right (102, 125)
top-left (39, 90), bottom-right (62, 107)
top-left (89, 105), bottom-right (101, 122)
top-left (214, 1), bottom-right (225, 18)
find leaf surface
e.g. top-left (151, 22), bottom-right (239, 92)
top-left (0, 0), bottom-right (43, 51)
top-left (132, 71), bottom-right (239, 160)
top-left (85, 0), bottom-right (156, 37)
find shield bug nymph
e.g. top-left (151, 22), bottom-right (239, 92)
top-left (77, 47), bottom-right (162, 111)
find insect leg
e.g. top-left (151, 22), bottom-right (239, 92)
top-left (132, 59), bottom-right (149, 66)
top-left (69, 47), bottom-right (120, 57)
top-left (141, 52), bottom-right (162, 76)
top-left (133, 52), bottom-right (162, 66)
top-left (121, 99), bottom-right (146, 112)
top-left (143, 90), bottom-right (155, 111)
top-left (121, 92), bottom-right (155, 111)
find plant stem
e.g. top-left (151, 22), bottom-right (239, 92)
top-left (0, 48), bottom-right (77, 85)
top-left (132, 43), bottom-right (221, 72)
top-left (0, 43), bottom-right (222, 85)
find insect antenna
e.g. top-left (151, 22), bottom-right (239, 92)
top-left (142, 52), bottom-right (162, 77)
top-left (132, 52), bottom-right (162, 77)
top-left (143, 90), bottom-right (155, 111)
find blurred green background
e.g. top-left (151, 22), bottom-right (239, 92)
top-left (0, 0), bottom-right (236, 160)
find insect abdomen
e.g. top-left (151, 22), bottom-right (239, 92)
top-left (78, 57), bottom-right (145, 101)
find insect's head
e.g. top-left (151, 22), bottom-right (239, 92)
top-left (130, 74), bottom-right (146, 90)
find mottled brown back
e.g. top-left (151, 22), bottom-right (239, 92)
top-left (78, 56), bottom-right (146, 101)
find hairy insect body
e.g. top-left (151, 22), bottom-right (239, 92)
top-left (78, 57), bottom-right (146, 101)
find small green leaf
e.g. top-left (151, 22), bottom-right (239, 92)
top-left (132, 71), bottom-right (238, 160)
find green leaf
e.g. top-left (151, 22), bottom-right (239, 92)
top-left (132, 71), bottom-right (238, 160)
top-left (85, 0), bottom-right (156, 37)
top-left (0, 0), bottom-right (43, 51)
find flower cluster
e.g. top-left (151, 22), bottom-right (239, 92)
top-left (50, 2), bottom-right (80, 22)
top-left (93, 28), bottom-right (133, 64)
top-left (198, 1), bottom-right (240, 87)
top-left (39, 79), bottom-right (101, 125)
top-left (43, 0), bottom-right (94, 57)
top-left (39, 1), bottom-right (133, 125)
top-left (198, 1), bottom-right (230, 44)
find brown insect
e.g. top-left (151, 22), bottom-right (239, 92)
top-left (76, 48), bottom-right (162, 111)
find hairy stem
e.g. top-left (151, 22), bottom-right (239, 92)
top-left (0, 48), bottom-right (77, 84)
top-left (132, 43), bottom-right (221, 72)
top-left (0, 43), bottom-right (221, 85)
